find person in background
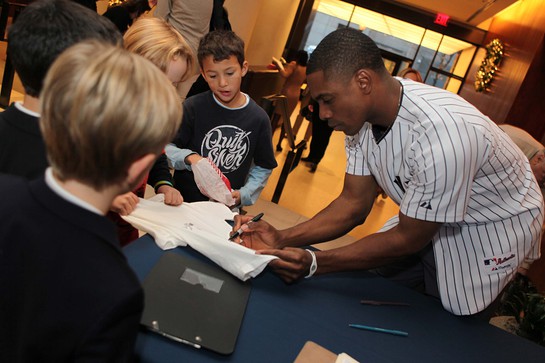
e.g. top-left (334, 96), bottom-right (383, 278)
top-left (398, 67), bottom-right (423, 82)
top-left (155, 0), bottom-right (213, 100)
top-left (102, 0), bottom-right (151, 34)
top-left (110, 16), bottom-right (194, 245)
top-left (210, 0), bottom-right (230, 32)
top-left (184, 0), bottom-right (232, 99)
top-left (272, 50), bottom-right (309, 119)
top-left (0, 39), bottom-right (182, 362)
top-left (300, 99), bottom-right (334, 172)
top-left (233, 28), bottom-right (543, 319)
top-left (145, 0), bottom-right (157, 16)
top-left (169, 30), bottom-right (277, 208)
top-left (272, 50), bottom-right (308, 151)
top-left (499, 124), bottom-right (545, 191)
top-left (0, 0), bottom-right (121, 179)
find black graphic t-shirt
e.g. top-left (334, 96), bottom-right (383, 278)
top-left (173, 91), bottom-right (277, 202)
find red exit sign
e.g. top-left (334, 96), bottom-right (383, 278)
top-left (434, 13), bottom-right (450, 26)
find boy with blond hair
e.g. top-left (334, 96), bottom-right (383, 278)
top-left (0, 40), bottom-right (182, 361)
top-left (110, 17), bottom-right (194, 244)
top-left (123, 17), bottom-right (194, 88)
top-left (123, 19), bottom-right (195, 174)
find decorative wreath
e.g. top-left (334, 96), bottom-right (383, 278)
top-left (474, 38), bottom-right (504, 93)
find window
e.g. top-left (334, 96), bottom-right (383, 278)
top-left (301, 0), bottom-right (478, 94)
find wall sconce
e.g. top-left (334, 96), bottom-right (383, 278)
top-left (474, 38), bottom-right (505, 93)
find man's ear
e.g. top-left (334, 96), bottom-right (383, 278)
top-left (241, 60), bottom-right (249, 77)
top-left (126, 153), bottom-right (156, 191)
top-left (355, 69), bottom-right (372, 95)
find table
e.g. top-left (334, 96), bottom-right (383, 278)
top-left (125, 235), bottom-right (545, 362)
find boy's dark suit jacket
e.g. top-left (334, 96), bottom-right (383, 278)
top-left (0, 175), bottom-right (143, 362)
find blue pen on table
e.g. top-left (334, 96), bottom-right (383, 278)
top-left (229, 212), bottom-right (264, 241)
top-left (349, 324), bottom-right (408, 337)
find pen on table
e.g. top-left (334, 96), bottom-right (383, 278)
top-left (349, 324), bottom-right (408, 337)
top-left (229, 212), bottom-right (264, 241)
top-left (360, 299), bottom-right (410, 306)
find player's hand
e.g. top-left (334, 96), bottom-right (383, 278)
top-left (111, 192), bottom-right (139, 215)
top-left (257, 247), bottom-right (314, 284)
top-left (157, 185), bottom-right (183, 206)
top-left (231, 214), bottom-right (280, 250)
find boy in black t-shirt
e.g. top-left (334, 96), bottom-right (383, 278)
top-left (169, 30), bottom-right (277, 208)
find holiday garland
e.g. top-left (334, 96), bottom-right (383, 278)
top-left (475, 38), bottom-right (504, 92)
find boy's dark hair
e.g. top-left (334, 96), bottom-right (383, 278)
top-left (197, 30), bottom-right (245, 69)
top-left (307, 27), bottom-right (385, 82)
top-left (7, 0), bottom-right (121, 97)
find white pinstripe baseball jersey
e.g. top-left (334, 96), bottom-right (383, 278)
top-left (346, 78), bottom-right (544, 315)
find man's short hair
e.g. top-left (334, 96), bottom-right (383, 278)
top-left (123, 17), bottom-right (194, 82)
top-left (197, 30), bottom-right (245, 69)
top-left (307, 27), bottom-right (386, 82)
top-left (40, 40), bottom-right (182, 190)
top-left (7, 0), bottom-right (121, 97)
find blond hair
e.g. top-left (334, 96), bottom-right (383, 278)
top-left (40, 40), bottom-right (182, 190)
top-left (124, 17), bottom-right (194, 82)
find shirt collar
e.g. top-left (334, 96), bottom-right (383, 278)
top-left (45, 167), bottom-right (102, 215)
top-left (212, 92), bottom-right (249, 110)
top-left (14, 101), bottom-right (41, 118)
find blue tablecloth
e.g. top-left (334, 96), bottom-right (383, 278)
top-left (125, 234), bottom-right (545, 362)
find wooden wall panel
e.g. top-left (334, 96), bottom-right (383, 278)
top-left (506, 38), bottom-right (545, 140)
top-left (459, 0), bottom-right (545, 129)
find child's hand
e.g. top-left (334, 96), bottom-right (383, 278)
top-left (111, 192), bottom-right (139, 215)
top-left (157, 185), bottom-right (183, 206)
top-left (185, 153), bottom-right (203, 166)
top-left (231, 190), bottom-right (241, 207)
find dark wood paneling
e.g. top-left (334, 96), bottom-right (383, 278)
top-left (506, 38), bottom-right (545, 139)
top-left (459, 0), bottom-right (545, 127)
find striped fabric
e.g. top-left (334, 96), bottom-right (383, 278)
top-left (346, 78), bottom-right (544, 315)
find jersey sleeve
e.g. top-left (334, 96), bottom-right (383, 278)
top-left (399, 115), bottom-right (488, 223)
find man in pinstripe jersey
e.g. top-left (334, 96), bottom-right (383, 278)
top-left (234, 28), bottom-right (543, 317)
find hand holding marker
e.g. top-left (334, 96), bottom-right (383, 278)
top-left (229, 213), bottom-right (264, 241)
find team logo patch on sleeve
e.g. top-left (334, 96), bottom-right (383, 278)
top-left (419, 201), bottom-right (432, 210)
top-left (482, 252), bottom-right (517, 275)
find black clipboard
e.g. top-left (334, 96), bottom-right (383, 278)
top-left (140, 252), bottom-right (251, 355)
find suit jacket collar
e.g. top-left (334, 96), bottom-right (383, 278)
top-left (28, 177), bottom-right (123, 253)
top-left (3, 103), bottom-right (41, 136)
